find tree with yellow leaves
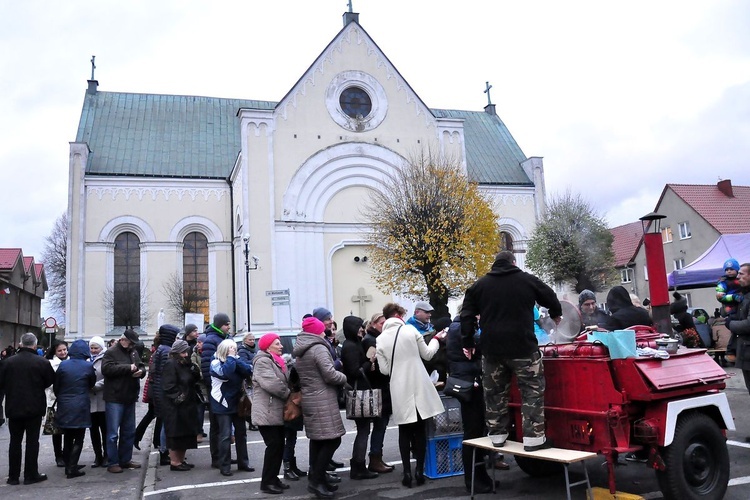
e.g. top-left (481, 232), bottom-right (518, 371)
top-left (362, 149), bottom-right (500, 319)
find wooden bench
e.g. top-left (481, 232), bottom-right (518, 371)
top-left (463, 437), bottom-right (597, 500)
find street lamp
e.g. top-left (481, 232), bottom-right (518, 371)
top-left (242, 234), bottom-right (259, 331)
top-left (639, 212), bottom-right (671, 334)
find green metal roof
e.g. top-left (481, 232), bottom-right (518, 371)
top-left (76, 91), bottom-right (275, 178)
top-left (75, 91), bottom-right (531, 185)
top-left (432, 108), bottom-right (531, 185)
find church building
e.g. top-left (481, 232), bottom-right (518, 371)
top-left (67, 11), bottom-right (547, 338)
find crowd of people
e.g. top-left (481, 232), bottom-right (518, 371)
top-left (1, 253), bottom-right (748, 497)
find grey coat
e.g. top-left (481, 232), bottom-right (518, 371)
top-left (293, 332), bottom-right (347, 441)
top-left (251, 351), bottom-right (289, 427)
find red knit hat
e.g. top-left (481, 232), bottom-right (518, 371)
top-left (302, 317), bottom-right (326, 334)
top-left (258, 333), bottom-right (280, 351)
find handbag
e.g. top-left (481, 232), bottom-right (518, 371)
top-left (588, 330), bottom-right (637, 359)
top-left (345, 370), bottom-right (383, 419)
top-left (237, 381), bottom-right (253, 418)
top-left (283, 391), bottom-right (302, 421)
top-left (443, 376), bottom-right (474, 403)
top-left (43, 404), bottom-right (61, 436)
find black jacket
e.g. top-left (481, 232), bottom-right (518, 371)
top-left (0, 347), bottom-right (55, 419)
top-left (340, 315), bottom-right (371, 388)
top-left (102, 341), bottom-right (146, 404)
top-left (446, 317), bottom-right (481, 383)
top-left (362, 327), bottom-right (392, 415)
top-left (460, 258), bottom-right (562, 359)
top-left (161, 356), bottom-right (201, 438)
top-left (603, 286), bottom-right (652, 331)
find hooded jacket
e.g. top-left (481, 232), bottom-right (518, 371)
top-left (362, 324), bottom-right (392, 414)
top-left (54, 339), bottom-right (96, 429)
top-left (209, 355), bottom-right (251, 415)
top-left (603, 286), bottom-right (652, 331)
top-left (153, 324), bottom-right (179, 418)
top-left (340, 315), bottom-right (372, 388)
top-left (201, 323), bottom-right (230, 383)
top-left (460, 257), bottom-right (562, 360)
top-left (293, 332), bottom-right (347, 440)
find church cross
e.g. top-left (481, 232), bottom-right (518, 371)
top-left (348, 0), bottom-right (353, 13)
top-left (484, 81), bottom-right (493, 106)
top-left (351, 287), bottom-right (372, 318)
top-left (91, 55), bottom-right (96, 80)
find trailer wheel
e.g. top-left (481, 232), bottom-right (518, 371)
top-left (655, 412), bottom-right (729, 500)
top-left (514, 455), bottom-right (563, 477)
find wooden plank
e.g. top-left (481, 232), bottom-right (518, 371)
top-left (463, 437), bottom-right (597, 464)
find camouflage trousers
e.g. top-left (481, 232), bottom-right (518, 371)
top-left (482, 352), bottom-right (545, 440)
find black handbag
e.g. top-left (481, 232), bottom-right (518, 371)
top-left (443, 376), bottom-right (474, 403)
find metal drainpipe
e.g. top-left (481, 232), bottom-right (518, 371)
top-left (228, 178), bottom-right (237, 329)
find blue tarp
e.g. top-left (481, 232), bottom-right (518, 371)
top-left (668, 233), bottom-right (750, 289)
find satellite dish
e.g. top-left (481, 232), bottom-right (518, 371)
top-left (542, 300), bottom-right (582, 344)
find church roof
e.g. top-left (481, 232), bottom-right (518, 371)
top-left (75, 90), bottom-right (530, 185)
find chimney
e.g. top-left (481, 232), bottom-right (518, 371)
top-left (343, 11), bottom-right (359, 26)
top-left (718, 179), bottom-right (734, 198)
top-left (484, 104), bottom-right (496, 116)
top-left (87, 80), bottom-right (99, 95)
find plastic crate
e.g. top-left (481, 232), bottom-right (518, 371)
top-left (424, 433), bottom-right (464, 478)
top-left (427, 395), bottom-right (463, 437)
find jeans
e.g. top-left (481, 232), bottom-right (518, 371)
top-left (353, 418), bottom-right (372, 462)
top-left (369, 414), bottom-right (390, 455)
top-left (105, 401), bottom-right (136, 467)
top-left (216, 413), bottom-right (248, 472)
top-left (8, 416), bottom-right (43, 480)
top-left (283, 427), bottom-right (297, 461)
top-left (259, 426), bottom-right (285, 486)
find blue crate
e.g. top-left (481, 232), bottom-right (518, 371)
top-left (427, 396), bottom-right (463, 437)
top-left (424, 433), bottom-right (464, 479)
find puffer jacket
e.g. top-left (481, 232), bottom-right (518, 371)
top-left (201, 324), bottom-right (230, 382)
top-left (209, 355), bottom-right (251, 415)
top-left (54, 340), bottom-right (96, 429)
top-left (251, 350), bottom-right (289, 426)
top-left (293, 332), bottom-right (347, 440)
top-left (153, 324), bottom-right (179, 417)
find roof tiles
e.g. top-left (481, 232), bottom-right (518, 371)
top-left (668, 183), bottom-right (750, 234)
top-left (610, 221), bottom-right (644, 267)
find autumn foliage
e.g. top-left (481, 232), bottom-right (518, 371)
top-left (363, 150), bottom-right (500, 318)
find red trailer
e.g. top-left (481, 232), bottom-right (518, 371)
top-left (509, 333), bottom-right (734, 500)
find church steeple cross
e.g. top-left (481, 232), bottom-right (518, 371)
top-left (90, 55), bottom-right (96, 80)
top-left (484, 81), bottom-right (493, 106)
top-left (348, 0), bottom-right (353, 13)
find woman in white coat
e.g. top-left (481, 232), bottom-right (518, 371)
top-left (376, 302), bottom-right (446, 488)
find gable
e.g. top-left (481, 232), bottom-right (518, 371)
top-left (665, 183), bottom-right (750, 234)
top-left (609, 221), bottom-right (643, 267)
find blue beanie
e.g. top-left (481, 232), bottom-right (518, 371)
top-left (312, 307), bottom-right (332, 321)
top-left (724, 258), bottom-right (739, 272)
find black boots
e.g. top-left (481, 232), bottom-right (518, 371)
top-left (65, 444), bottom-right (85, 479)
top-left (350, 459), bottom-right (378, 480)
top-left (283, 460), bottom-right (299, 481)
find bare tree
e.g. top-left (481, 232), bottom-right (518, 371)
top-left (362, 148), bottom-right (500, 318)
top-left (41, 212), bottom-right (68, 317)
top-left (103, 283), bottom-right (150, 330)
top-left (162, 271), bottom-right (208, 324)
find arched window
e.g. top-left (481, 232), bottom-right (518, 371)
top-left (113, 232), bottom-right (141, 327)
top-left (183, 232), bottom-right (209, 324)
top-left (499, 231), bottom-right (514, 252)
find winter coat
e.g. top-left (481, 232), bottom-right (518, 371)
top-left (209, 355), bottom-right (251, 415)
top-left (293, 332), bottom-right (347, 440)
top-left (153, 325), bottom-right (179, 417)
top-left (728, 289), bottom-right (750, 371)
top-left (376, 318), bottom-right (444, 425)
top-left (161, 355), bottom-right (202, 439)
top-left (340, 315), bottom-right (371, 388)
top-left (460, 257), bottom-right (562, 360)
top-left (101, 341), bottom-right (146, 404)
top-left (251, 350), bottom-right (289, 427)
top-left (200, 324), bottom-right (230, 382)
top-left (446, 316), bottom-right (482, 384)
top-left (361, 327), bottom-right (392, 415)
top-left (0, 347), bottom-right (55, 419)
top-left (89, 353), bottom-right (106, 412)
top-left (603, 286), bottom-right (652, 331)
top-left (54, 340), bottom-right (96, 429)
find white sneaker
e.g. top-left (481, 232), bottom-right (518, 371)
top-left (488, 431), bottom-right (508, 448)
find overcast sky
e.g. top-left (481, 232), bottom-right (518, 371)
top-left (1, 0), bottom-right (748, 264)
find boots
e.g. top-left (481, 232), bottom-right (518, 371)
top-left (65, 444), bottom-right (86, 479)
top-left (159, 451), bottom-right (170, 466)
top-left (350, 459), bottom-right (378, 480)
top-left (283, 460), bottom-right (300, 481)
top-left (368, 453), bottom-right (395, 473)
top-left (290, 457), bottom-right (307, 477)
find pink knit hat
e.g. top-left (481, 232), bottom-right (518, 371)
top-left (302, 316), bottom-right (326, 334)
top-left (258, 333), bottom-right (280, 351)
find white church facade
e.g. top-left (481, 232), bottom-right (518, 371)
top-left (66, 12), bottom-right (547, 338)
